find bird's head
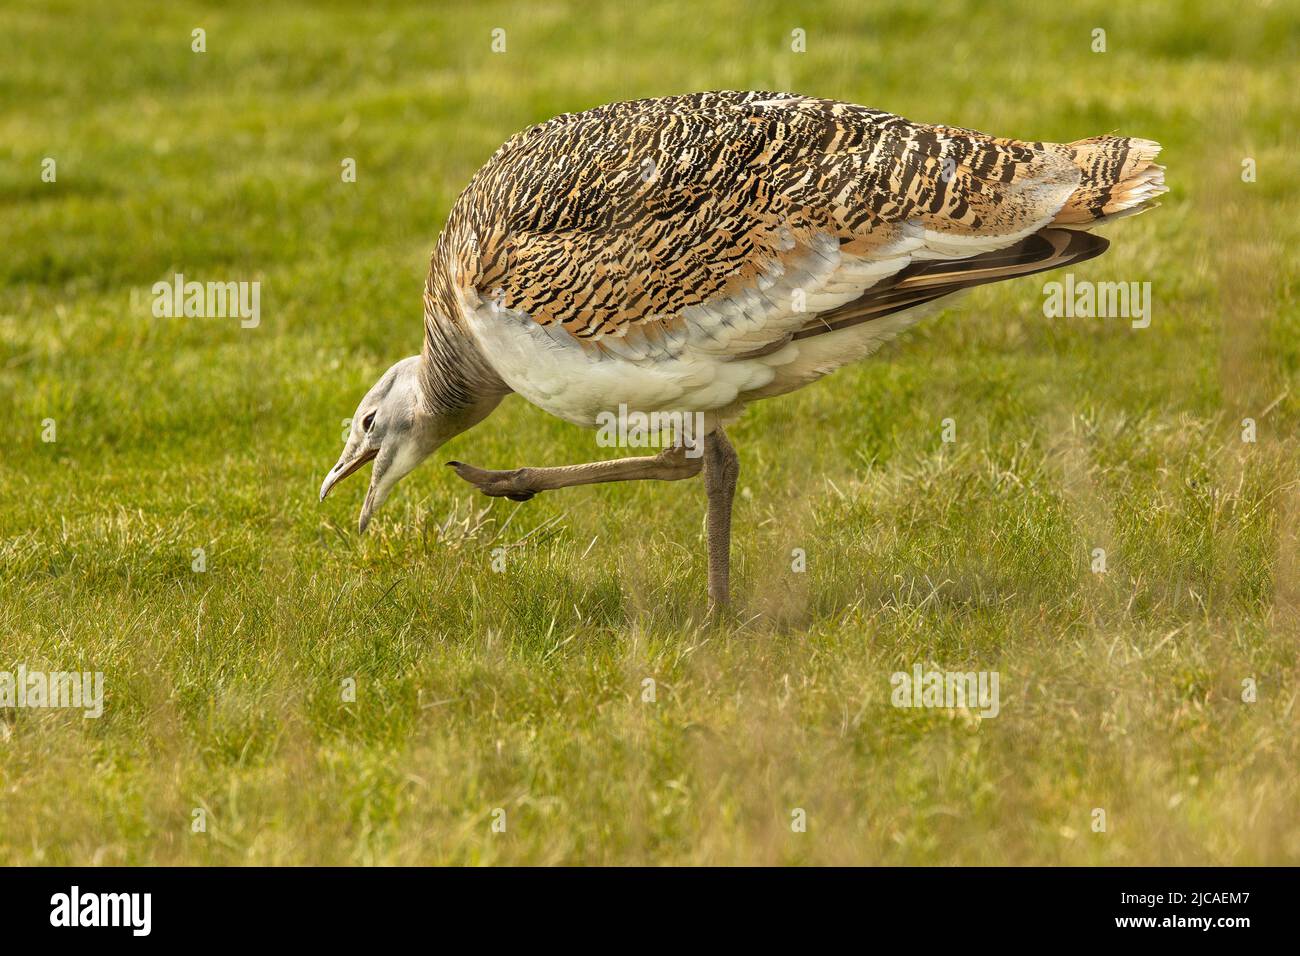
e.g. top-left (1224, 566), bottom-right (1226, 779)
top-left (319, 355), bottom-right (443, 533)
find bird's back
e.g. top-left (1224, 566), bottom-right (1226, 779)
top-left (422, 91), bottom-right (1164, 423)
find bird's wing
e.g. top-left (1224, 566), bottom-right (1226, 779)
top-left (786, 227), bottom-right (1110, 346)
top-left (440, 91), bottom-right (1159, 364)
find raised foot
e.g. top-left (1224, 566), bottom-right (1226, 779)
top-left (447, 461), bottom-right (537, 501)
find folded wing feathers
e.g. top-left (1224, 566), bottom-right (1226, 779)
top-left (792, 228), bottom-right (1109, 340)
top-left (443, 92), bottom-right (1165, 362)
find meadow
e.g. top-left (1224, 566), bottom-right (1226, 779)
top-left (1, 0), bottom-right (1297, 864)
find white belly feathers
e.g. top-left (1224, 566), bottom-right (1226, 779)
top-left (460, 231), bottom-right (929, 426)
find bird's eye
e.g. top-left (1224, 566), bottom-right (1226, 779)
top-left (362, 412), bottom-right (376, 432)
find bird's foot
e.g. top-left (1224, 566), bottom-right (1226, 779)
top-left (447, 461), bottom-right (538, 501)
top-left (704, 597), bottom-right (734, 626)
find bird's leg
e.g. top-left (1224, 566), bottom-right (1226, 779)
top-left (448, 445), bottom-right (701, 501)
top-left (702, 426), bottom-right (739, 610)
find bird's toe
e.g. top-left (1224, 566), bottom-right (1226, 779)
top-left (449, 462), bottom-right (536, 500)
top-left (449, 461), bottom-right (490, 484)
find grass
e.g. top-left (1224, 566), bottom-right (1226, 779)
top-left (1, 0), bottom-right (1298, 865)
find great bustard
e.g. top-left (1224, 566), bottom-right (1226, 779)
top-left (319, 91), bottom-right (1166, 608)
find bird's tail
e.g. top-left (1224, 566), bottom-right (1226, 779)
top-left (1048, 136), bottom-right (1166, 228)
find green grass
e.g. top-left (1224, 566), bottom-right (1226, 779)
top-left (2, 0), bottom-right (1299, 864)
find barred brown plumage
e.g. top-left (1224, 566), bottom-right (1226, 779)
top-left (321, 90), bottom-right (1167, 608)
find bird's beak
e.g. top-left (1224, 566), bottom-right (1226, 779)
top-left (356, 445), bottom-right (399, 535)
top-left (357, 476), bottom-right (380, 535)
top-left (319, 447), bottom-right (377, 502)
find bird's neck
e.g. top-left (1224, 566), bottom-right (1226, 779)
top-left (418, 306), bottom-right (509, 418)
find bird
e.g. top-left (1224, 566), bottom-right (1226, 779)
top-left (319, 90), bottom-right (1166, 609)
